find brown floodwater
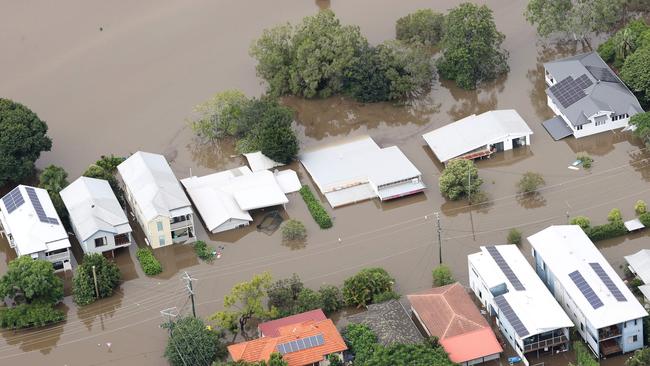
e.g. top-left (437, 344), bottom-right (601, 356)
top-left (1, 0), bottom-right (649, 365)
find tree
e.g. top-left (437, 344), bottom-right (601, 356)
top-left (256, 108), bottom-right (298, 164)
top-left (327, 353), bottom-right (344, 366)
top-left (267, 273), bottom-right (304, 317)
top-left (190, 90), bottom-right (249, 140)
top-left (438, 159), bottom-right (482, 200)
top-left (342, 267), bottom-right (395, 308)
top-left (630, 112), bottom-right (650, 147)
top-left (627, 348), bottom-right (650, 366)
top-left (432, 265), bottom-right (454, 287)
top-left (570, 216), bottom-right (591, 229)
top-left (525, 0), bottom-right (624, 42)
top-left (296, 288), bottom-right (323, 313)
top-left (507, 228), bottom-right (522, 245)
top-left (621, 45), bottom-right (650, 105)
top-left (607, 208), bottom-right (622, 222)
top-left (344, 46), bottom-right (392, 103)
top-left (374, 41), bottom-right (435, 100)
top-left (72, 253), bottom-right (121, 306)
top-left (210, 272), bottom-right (275, 336)
top-left (0, 256), bottom-right (63, 305)
top-left (164, 316), bottom-right (227, 366)
top-left (395, 9), bottom-right (445, 45)
top-left (83, 155), bottom-right (126, 202)
top-left (517, 172), bottom-right (545, 194)
top-left (635, 200), bottom-right (647, 215)
top-left (318, 285), bottom-right (343, 315)
top-left (38, 165), bottom-right (69, 222)
top-left (437, 3), bottom-right (508, 89)
top-left (268, 353), bottom-right (289, 366)
top-left (282, 220), bottom-right (307, 241)
top-left (0, 98), bottom-right (52, 186)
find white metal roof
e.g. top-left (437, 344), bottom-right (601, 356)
top-left (469, 245), bottom-right (573, 337)
top-left (243, 151), bottom-right (283, 172)
top-left (423, 110), bottom-right (533, 163)
top-left (60, 177), bottom-right (131, 242)
top-left (273, 170), bottom-right (301, 194)
top-left (624, 218), bottom-right (645, 232)
top-left (117, 151), bottom-right (191, 221)
top-left (638, 285), bottom-right (650, 302)
top-left (625, 249), bottom-right (650, 284)
top-left (528, 225), bottom-right (648, 329)
top-left (0, 185), bottom-right (70, 255)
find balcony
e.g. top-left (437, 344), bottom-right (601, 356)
top-left (600, 339), bottom-right (622, 356)
top-left (524, 335), bottom-right (568, 353)
top-left (45, 251), bottom-right (70, 264)
top-left (170, 215), bottom-right (192, 230)
top-left (598, 325), bottom-right (621, 341)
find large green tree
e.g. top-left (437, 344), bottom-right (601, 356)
top-left (190, 90), bottom-right (249, 140)
top-left (267, 273), bottom-right (304, 317)
top-left (72, 253), bottom-right (121, 306)
top-left (395, 9), bottom-right (445, 46)
top-left (0, 99), bottom-right (52, 186)
top-left (438, 159), bottom-right (483, 200)
top-left (0, 256), bottom-right (63, 304)
top-left (437, 3), bottom-right (509, 89)
top-left (39, 165), bottom-right (69, 222)
top-left (256, 107), bottom-right (299, 164)
top-left (164, 316), bottom-right (227, 366)
top-left (375, 41), bottom-right (434, 100)
top-left (621, 47), bottom-right (650, 106)
top-left (342, 267), bottom-right (395, 308)
top-left (630, 111), bottom-right (650, 147)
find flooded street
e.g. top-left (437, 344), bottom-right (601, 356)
top-left (1, 0), bottom-right (649, 365)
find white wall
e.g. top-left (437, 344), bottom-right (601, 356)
top-left (81, 230), bottom-right (131, 254)
top-left (621, 318), bottom-right (644, 353)
top-left (214, 218), bottom-right (250, 234)
top-left (546, 95), bottom-right (631, 139)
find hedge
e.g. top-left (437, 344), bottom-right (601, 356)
top-left (136, 248), bottom-right (163, 275)
top-left (299, 185), bottom-right (333, 229)
top-left (583, 221), bottom-right (627, 241)
top-left (639, 212), bottom-right (650, 227)
top-left (0, 303), bottom-right (65, 329)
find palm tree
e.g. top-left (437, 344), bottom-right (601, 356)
top-left (38, 165), bottom-right (68, 193)
top-left (615, 28), bottom-right (636, 61)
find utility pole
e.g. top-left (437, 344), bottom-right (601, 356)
top-left (92, 265), bottom-right (100, 299)
top-left (468, 169), bottom-right (471, 204)
top-left (160, 307), bottom-right (187, 366)
top-left (434, 212), bottom-right (442, 265)
top-left (182, 272), bottom-right (197, 318)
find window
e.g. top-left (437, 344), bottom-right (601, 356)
top-left (157, 221), bottom-right (163, 231)
top-left (171, 215), bottom-right (187, 224)
top-left (580, 323), bottom-right (584, 331)
top-left (634, 319), bottom-right (638, 326)
top-left (114, 233), bottom-right (130, 245)
top-left (95, 237), bottom-right (107, 247)
top-left (633, 335), bottom-right (638, 343)
top-left (612, 115), bottom-right (619, 121)
top-left (576, 125), bottom-right (583, 131)
top-left (624, 322), bottom-right (627, 328)
top-left (159, 237), bottom-right (165, 246)
top-left (46, 248), bottom-right (68, 256)
top-left (595, 119), bottom-right (606, 126)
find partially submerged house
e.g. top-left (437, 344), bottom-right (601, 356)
top-left (422, 110), bottom-right (533, 164)
top-left (60, 176), bottom-right (133, 255)
top-left (117, 151), bottom-right (195, 248)
top-left (0, 185), bottom-right (71, 271)
top-left (299, 136), bottom-right (425, 208)
top-left (468, 245), bottom-right (573, 364)
top-left (258, 309), bottom-right (327, 338)
top-left (542, 52), bottom-right (643, 140)
top-left (407, 283), bottom-right (503, 365)
top-left (529, 225), bottom-right (648, 358)
top-left (624, 249), bottom-right (650, 303)
top-left (181, 166), bottom-right (299, 234)
top-left (346, 299), bottom-right (423, 346)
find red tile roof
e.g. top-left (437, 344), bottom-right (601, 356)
top-left (228, 319), bottom-right (347, 366)
top-left (407, 283), bottom-right (502, 363)
top-left (258, 309), bottom-right (326, 337)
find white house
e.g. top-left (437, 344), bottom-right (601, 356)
top-left (181, 166), bottom-right (298, 234)
top-left (624, 249), bottom-right (650, 304)
top-left (529, 225), bottom-right (648, 358)
top-left (0, 185), bottom-right (71, 271)
top-left (422, 110), bottom-right (533, 164)
top-left (468, 245), bottom-right (573, 365)
top-left (117, 151), bottom-right (195, 248)
top-left (299, 136), bottom-right (425, 208)
top-left (542, 52), bottom-right (643, 140)
top-left (60, 176), bottom-right (132, 255)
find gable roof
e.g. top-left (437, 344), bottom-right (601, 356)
top-left (625, 249), bottom-right (650, 284)
top-left (422, 110), bottom-right (533, 163)
top-left (258, 309), bottom-right (327, 338)
top-left (346, 299), bottom-right (423, 346)
top-left (60, 176), bottom-right (131, 242)
top-left (117, 151), bottom-right (191, 221)
top-left (228, 319), bottom-right (347, 366)
top-left (407, 283), bottom-right (502, 363)
top-left (544, 52), bottom-right (643, 126)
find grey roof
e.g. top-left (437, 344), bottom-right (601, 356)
top-left (542, 116), bottom-right (573, 140)
top-left (346, 300), bottom-right (423, 346)
top-left (544, 52), bottom-right (643, 127)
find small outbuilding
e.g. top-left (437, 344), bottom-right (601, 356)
top-left (422, 110), bottom-right (533, 164)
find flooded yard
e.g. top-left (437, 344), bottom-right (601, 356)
top-left (1, 0), bottom-right (649, 365)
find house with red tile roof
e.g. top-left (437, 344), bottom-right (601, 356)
top-left (407, 282), bottom-right (503, 365)
top-left (228, 318), bottom-right (347, 366)
top-left (258, 309), bottom-right (327, 337)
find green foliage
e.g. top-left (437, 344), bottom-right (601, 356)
top-left (318, 285), bottom-right (343, 315)
top-left (439, 159), bottom-right (483, 200)
top-left (507, 228), bottom-right (523, 245)
top-left (432, 265), bottom-right (455, 287)
top-left (572, 341), bottom-right (598, 366)
top-left (627, 348), bottom-right (650, 366)
top-left (0, 303), bottom-right (64, 329)
top-left (0, 98), bottom-right (52, 186)
top-left (629, 277), bottom-right (644, 297)
top-left (342, 267), bottom-right (395, 308)
top-left (343, 323), bottom-right (379, 364)
top-left (395, 9), bottom-right (445, 45)
top-left (83, 155), bottom-right (126, 203)
top-left (191, 90), bottom-right (249, 139)
top-left (583, 220), bottom-right (627, 241)
top-left (634, 200), bottom-right (647, 215)
top-left (372, 290), bottom-right (400, 304)
top-left (164, 316), bottom-right (226, 366)
top-left (267, 273), bottom-right (304, 318)
top-left (326, 353), bottom-right (343, 366)
top-left (640, 212), bottom-right (650, 227)
top-left (344, 46), bottom-right (392, 103)
top-left (267, 353), bottom-right (288, 366)
top-left (598, 20), bottom-right (649, 69)
top-left (598, 38), bottom-right (616, 64)
top-left (299, 185), bottom-right (333, 229)
top-left (194, 240), bottom-right (215, 262)
top-left (577, 153), bottom-right (593, 169)
top-left (72, 253), bottom-right (121, 306)
top-left (517, 172), bottom-right (545, 194)
top-left (136, 248), bottom-right (163, 276)
top-left (630, 112), bottom-right (650, 147)
top-left (570, 216), bottom-right (591, 229)
top-left (256, 108), bottom-right (298, 164)
top-left (296, 288), bottom-right (323, 313)
top-left (0, 256), bottom-right (63, 305)
top-left (437, 3), bottom-right (508, 89)
top-left (607, 208), bottom-right (622, 222)
top-left (282, 220), bottom-right (307, 241)
top-left (38, 164), bottom-right (69, 222)
top-left (621, 47), bottom-right (650, 106)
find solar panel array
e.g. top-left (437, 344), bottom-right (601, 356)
top-left (589, 262), bottom-right (627, 302)
top-left (485, 246), bottom-right (526, 291)
top-left (2, 187), bottom-right (25, 214)
top-left (548, 76), bottom-right (588, 108)
top-left (568, 270), bottom-right (603, 309)
top-left (276, 333), bottom-right (324, 355)
top-left (25, 187), bottom-right (59, 225)
top-left (574, 74), bottom-right (594, 89)
top-left (494, 295), bottom-right (529, 338)
top-left (585, 65), bottom-right (619, 83)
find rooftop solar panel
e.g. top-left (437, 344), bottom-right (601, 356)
top-left (589, 263), bottom-right (627, 302)
top-left (25, 187), bottom-right (59, 225)
top-left (585, 65), bottom-right (619, 83)
top-left (485, 246), bottom-right (526, 291)
top-left (575, 74), bottom-right (594, 89)
top-left (276, 333), bottom-right (325, 355)
top-left (2, 187), bottom-right (26, 214)
top-left (494, 295), bottom-right (529, 338)
top-left (549, 76), bottom-right (588, 109)
top-left (568, 270), bottom-right (604, 309)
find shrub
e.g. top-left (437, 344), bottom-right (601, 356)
top-left (630, 277), bottom-right (644, 297)
top-left (635, 200), bottom-right (647, 215)
top-left (607, 208), bottom-right (623, 222)
top-left (439, 159), bottom-right (482, 200)
top-left (572, 341), bottom-right (598, 366)
top-left (517, 172), bottom-right (545, 194)
top-left (639, 212), bottom-right (650, 227)
top-left (343, 267), bottom-right (395, 308)
top-left (194, 240), bottom-right (215, 262)
top-left (327, 354), bottom-right (344, 366)
top-left (627, 348), bottom-right (650, 366)
top-left (343, 323), bottom-right (378, 364)
top-left (319, 285), bottom-right (343, 315)
top-left (570, 216), bottom-right (591, 229)
top-left (296, 288), bottom-right (323, 313)
top-left (299, 186), bottom-right (333, 229)
top-left (577, 153), bottom-right (593, 168)
top-left (584, 220), bottom-right (627, 241)
top-left (597, 37), bottom-right (616, 63)
top-left (372, 290), bottom-right (400, 304)
top-left (136, 248), bottom-right (163, 276)
top-left (507, 228), bottom-right (522, 245)
top-left (73, 253), bottom-right (121, 306)
top-left (395, 9), bottom-right (445, 45)
top-left (432, 265), bottom-right (455, 287)
top-left (0, 303), bottom-right (64, 329)
top-left (282, 220), bottom-right (307, 241)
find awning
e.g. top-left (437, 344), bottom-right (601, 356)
top-left (624, 218), bottom-right (645, 232)
top-left (542, 116), bottom-right (573, 141)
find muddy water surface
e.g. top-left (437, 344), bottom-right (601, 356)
top-left (1, 1), bottom-right (649, 365)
